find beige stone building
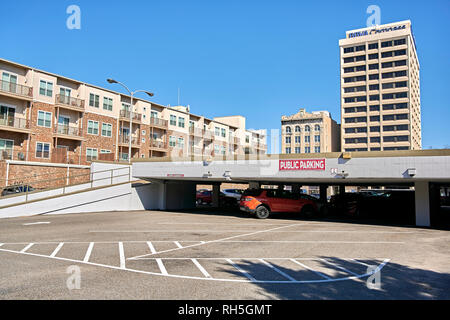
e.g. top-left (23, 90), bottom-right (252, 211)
top-left (281, 108), bottom-right (340, 154)
top-left (339, 20), bottom-right (421, 152)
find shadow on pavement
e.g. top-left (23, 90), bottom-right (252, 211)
top-left (219, 257), bottom-right (450, 299)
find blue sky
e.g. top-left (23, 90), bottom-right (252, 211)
top-left (1, 0), bottom-right (449, 149)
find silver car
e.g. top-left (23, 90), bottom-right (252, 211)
top-left (221, 189), bottom-right (244, 201)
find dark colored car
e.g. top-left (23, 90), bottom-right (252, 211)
top-left (196, 190), bottom-right (237, 207)
top-left (1, 185), bottom-right (34, 197)
top-left (239, 189), bottom-right (319, 219)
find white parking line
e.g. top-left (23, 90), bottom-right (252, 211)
top-left (20, 243), bottom-right (34, 253)
top-left (156, 258), bottom-right (168, 275)
top-left (174, 241), bottom-right (183, 248)
top-left (191, 259), bottom-right (212, 278)
top-left (226, 259), bottom-right (257, 281)
top-left (259, 259), bottom-right (297, 282)
top-left (319, 259), bottom-right (359, 277)
top-left (0, 243), bottom-right (3, 247)
top-left (128, 223), bottom-right (307, 260)
top-left (23, 222), bottom-right (51, 226)
top-left (147, 241), bottom-right (156, 254)
top-left (119, 242), bottom-right (126, 269)
top-left (290, 259), bottom-right (332, 280)
top-left (83, 242), bottom-right (94, 263)
top-left (50, 242), bottom-right (64, 258)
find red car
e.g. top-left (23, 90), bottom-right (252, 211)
top-left (240, 189), bottom-right (318, 219)
top-left (196, 190), bottom-right (237, 207)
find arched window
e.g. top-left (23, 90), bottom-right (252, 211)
top-left (315, 124), bottom-right (320, 131)
top-left (286, 126), bottom-right (292, 133)
top-left (305, 125), bottom-right (310, 132)
top-left (295, 126), bottom-right (301, 133)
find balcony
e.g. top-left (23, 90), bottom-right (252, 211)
top-left (149, 117), bottom-right (168, 128)
top-left (55, 94), bottom-right (85, 112)
top-left (0, 80), bottom-right (33, 101)
top-left (189, 127), bottom-right (203, 137)
top-left (190, 146), bottom-right (203, 155)
top-left (0, 117), bottom-right (31, 133)
top-left (149, 140), bottom-right (167, 150)
top-left (203, 130), bottom-right (215, 141)
top-left (118, 135), bottom-right (140, 147)
top-left (119, 110), bottom-right (142, 123)
top-left (53, 124), bottom-right (84, 141)
top-left (229, 136), bottom-right (240, 145)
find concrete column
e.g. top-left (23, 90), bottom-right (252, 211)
top-left (415, 181), bottom-right (431, 227)
top-left (320, 185), bottom-right (328, 203)
top-left (212, 184), bottom-right (220, 208)
top-left (292, 184), bottom-right (301, 194)
top-left (339, 185), bottom-right (345, 195)
top-left (249, 181), bottom-right (260, 189)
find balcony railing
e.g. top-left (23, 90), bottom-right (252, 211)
top-left (149, 117), bottom-right (168, 127)
top-left (120, 110), bottom-right (142, 122)
top-left (189, 127), bottom-right (203, 136)
top-left (203, 130), bottom-right (215, 140)
top-left (54, 124), bottom-right (83, 137)
top-left (150, 140), bottom-right (167, 149)
top-left (55, 94), bottom-right (85, 110)
top-left (0, 80), bottom-right (33, 98)
top-left (0, 117), bottom-right (30, 130)
top-left (118, 135), bottom-right (140, 146)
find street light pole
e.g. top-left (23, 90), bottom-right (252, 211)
top-left (107, 79), bottom-right (154, 164)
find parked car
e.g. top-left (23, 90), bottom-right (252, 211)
top-left (1, 185), bottom-right (34, 197)
top-left (221, 189), bottom-right (244, 201)
top-left (239, 189), bottom-right (319, 219)
top-left (196, 190), bottom-right (238, 208)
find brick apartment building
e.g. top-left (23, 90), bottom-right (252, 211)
top-left (0, 58), bottom-right (267, 187)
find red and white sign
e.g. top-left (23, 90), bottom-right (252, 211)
top-left (279, 159), bottom-right (326, 171)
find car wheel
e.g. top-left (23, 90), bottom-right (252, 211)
top-left (301, 205), bottom-right (315, 218)
top-left (255, 206), bottom-right (270, 219)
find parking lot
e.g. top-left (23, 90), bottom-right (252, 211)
top-left (0, 209), bottom-right (449, 299)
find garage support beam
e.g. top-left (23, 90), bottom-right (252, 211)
top-left (415, 181), bottom-right (431, 227)
top-left (249, 182), bottom-right (260, 189)
top-left (212, 184), bottom-right (220, 208)
top-left (320, 185), bottom-right (328, 203)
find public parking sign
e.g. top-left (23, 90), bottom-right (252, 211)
top-left (279, 159), bottom-right (326, 171)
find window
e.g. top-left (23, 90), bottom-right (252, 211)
top-left (344, 67), bottom-right (354, 73)
top-left (370, 115), bottom-right (380, 121)
top-left (344, 47), bottom-right (354, 53)
top-left (169, 136), bottom-right (176, 147)
top-left (395, 49), bottom-right (406, 56)
top-left (314, 147), bottom-right (321, 153)
top-left (370, 105), bottom-right (380, 111)
top-left (151, 111), bottom-right (158, 118)
top-left (285, 126), bottom-right (292, 133)
top-left (369, 84), bottom-right (379, 90)
top-left (344, 57), bottom-right (354, 63)
top-left (103, 97), bottom-right (113, 111)
top-left (381, 41), bottom-right (392, 48)
top-left (314, 135), bottom-right (320, 142)
top-left (86, 148), bottom-right (98, 161)
top-left (371, 147), bottom-right (381, 151)
top-left (101, 123), bottom-right (112, 137)
top-left (295, 126), bottom-right (301, 133)
top-left (285, 147), bottom-right (291, 154)
top-left (369, 63), bottom-right (379, 70)
top-left (315, 125), bottom-right (320, 131)
top-left (0, 139), bottom-right (13, 158)
top-left (368, 43), bottom-right (378, 50)
top-left (305, 147), bottom-right (311, 153)
top-left (304, 136), bottom-right (310, 143)
top-left (305, 125), bottom-right (310, 132)
top-left (355, 45), bottom-right (365, 51)
top-left (221, 128), bottom-right (226, 138)
top-left (215, 127), bottom-right (220, 136)
top-left (383, 135), bottom-right (409, 142)
top-left (36, 142), bottom-right (50, 158)
top-left (89, 94), bottom-right (99, 108)
top-left (294, 136), bottom-right (301, 144)
top-left (87, 120), bottom-right (99, 135)
top-left (370, 94), bottom-right (380, 101)
top-left (394, 60), bottom-right (407, 67)
top-left (100, 149), bottom-right (111, 154)
top-left (295, 147), bottom-right (301, 154)
top-left (370, 137), bottom-right (381, 143)
top-left (39, 80), bottom-right (53, 97)
top-left (355, 55), bottom-right (365, 62)
top-left (355, 65), bottom-right (366, 72)
top-left (394, 38), bottom-right (406, 46)
top-left (37, 111), bottom-right (52, 128)
top-left (381, 51), bottom-right (393, 58)
top-left (285, 136), bottom-right (291, 144)
top-left (177, 137), bottom-right (184, 148)
top-left (245, 136), bottom-right (250, 143)
top-left (170, 115), bottom-right (177, 126)
top-left (382, 62), bottom-right (393, 68)
top-left (369, 74), bottom-right (379, 80)
top-left (178, 117), bottom-right (185, 128)
top-left (368, 53), bottom-right (378, 60)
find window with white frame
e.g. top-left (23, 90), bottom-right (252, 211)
top-left (151, 111), bottom-right (158, 118)
top-left (39, 80), bottom-right (53, 97)
top-left (178, 117), bottom-right (185, 128)
top-left (89, 93), bottom-right (100, 108)
top-left (86, 148), bottom-right (98, 161)
top-left (37, 111), bottom-right (52, 128)
top-left (177, 137), bottom-right (184, 148)
top-left (101, 123), bottom-right (112, 137)
top-left (215, 127), bottom-right (220, 136)
top-left (169, 136), bottom-right (176, 147)
top-left (100, 149), bottom-right (111, 154)
top-left (0, 138), bottom-right (13, 159)
top-left (36, 142), bottom-right (50, 158)
top-left (170, 115), bottom-right (177, 126)
top-left (103, 97), bottom-right (113, 111)
top-left (221, 128), bottom-right (226, 138)
top-left (87, 120), bottom-right (99, 135)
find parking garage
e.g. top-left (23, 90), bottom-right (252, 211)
top-left (132, 149), bottom-right (450, 228)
